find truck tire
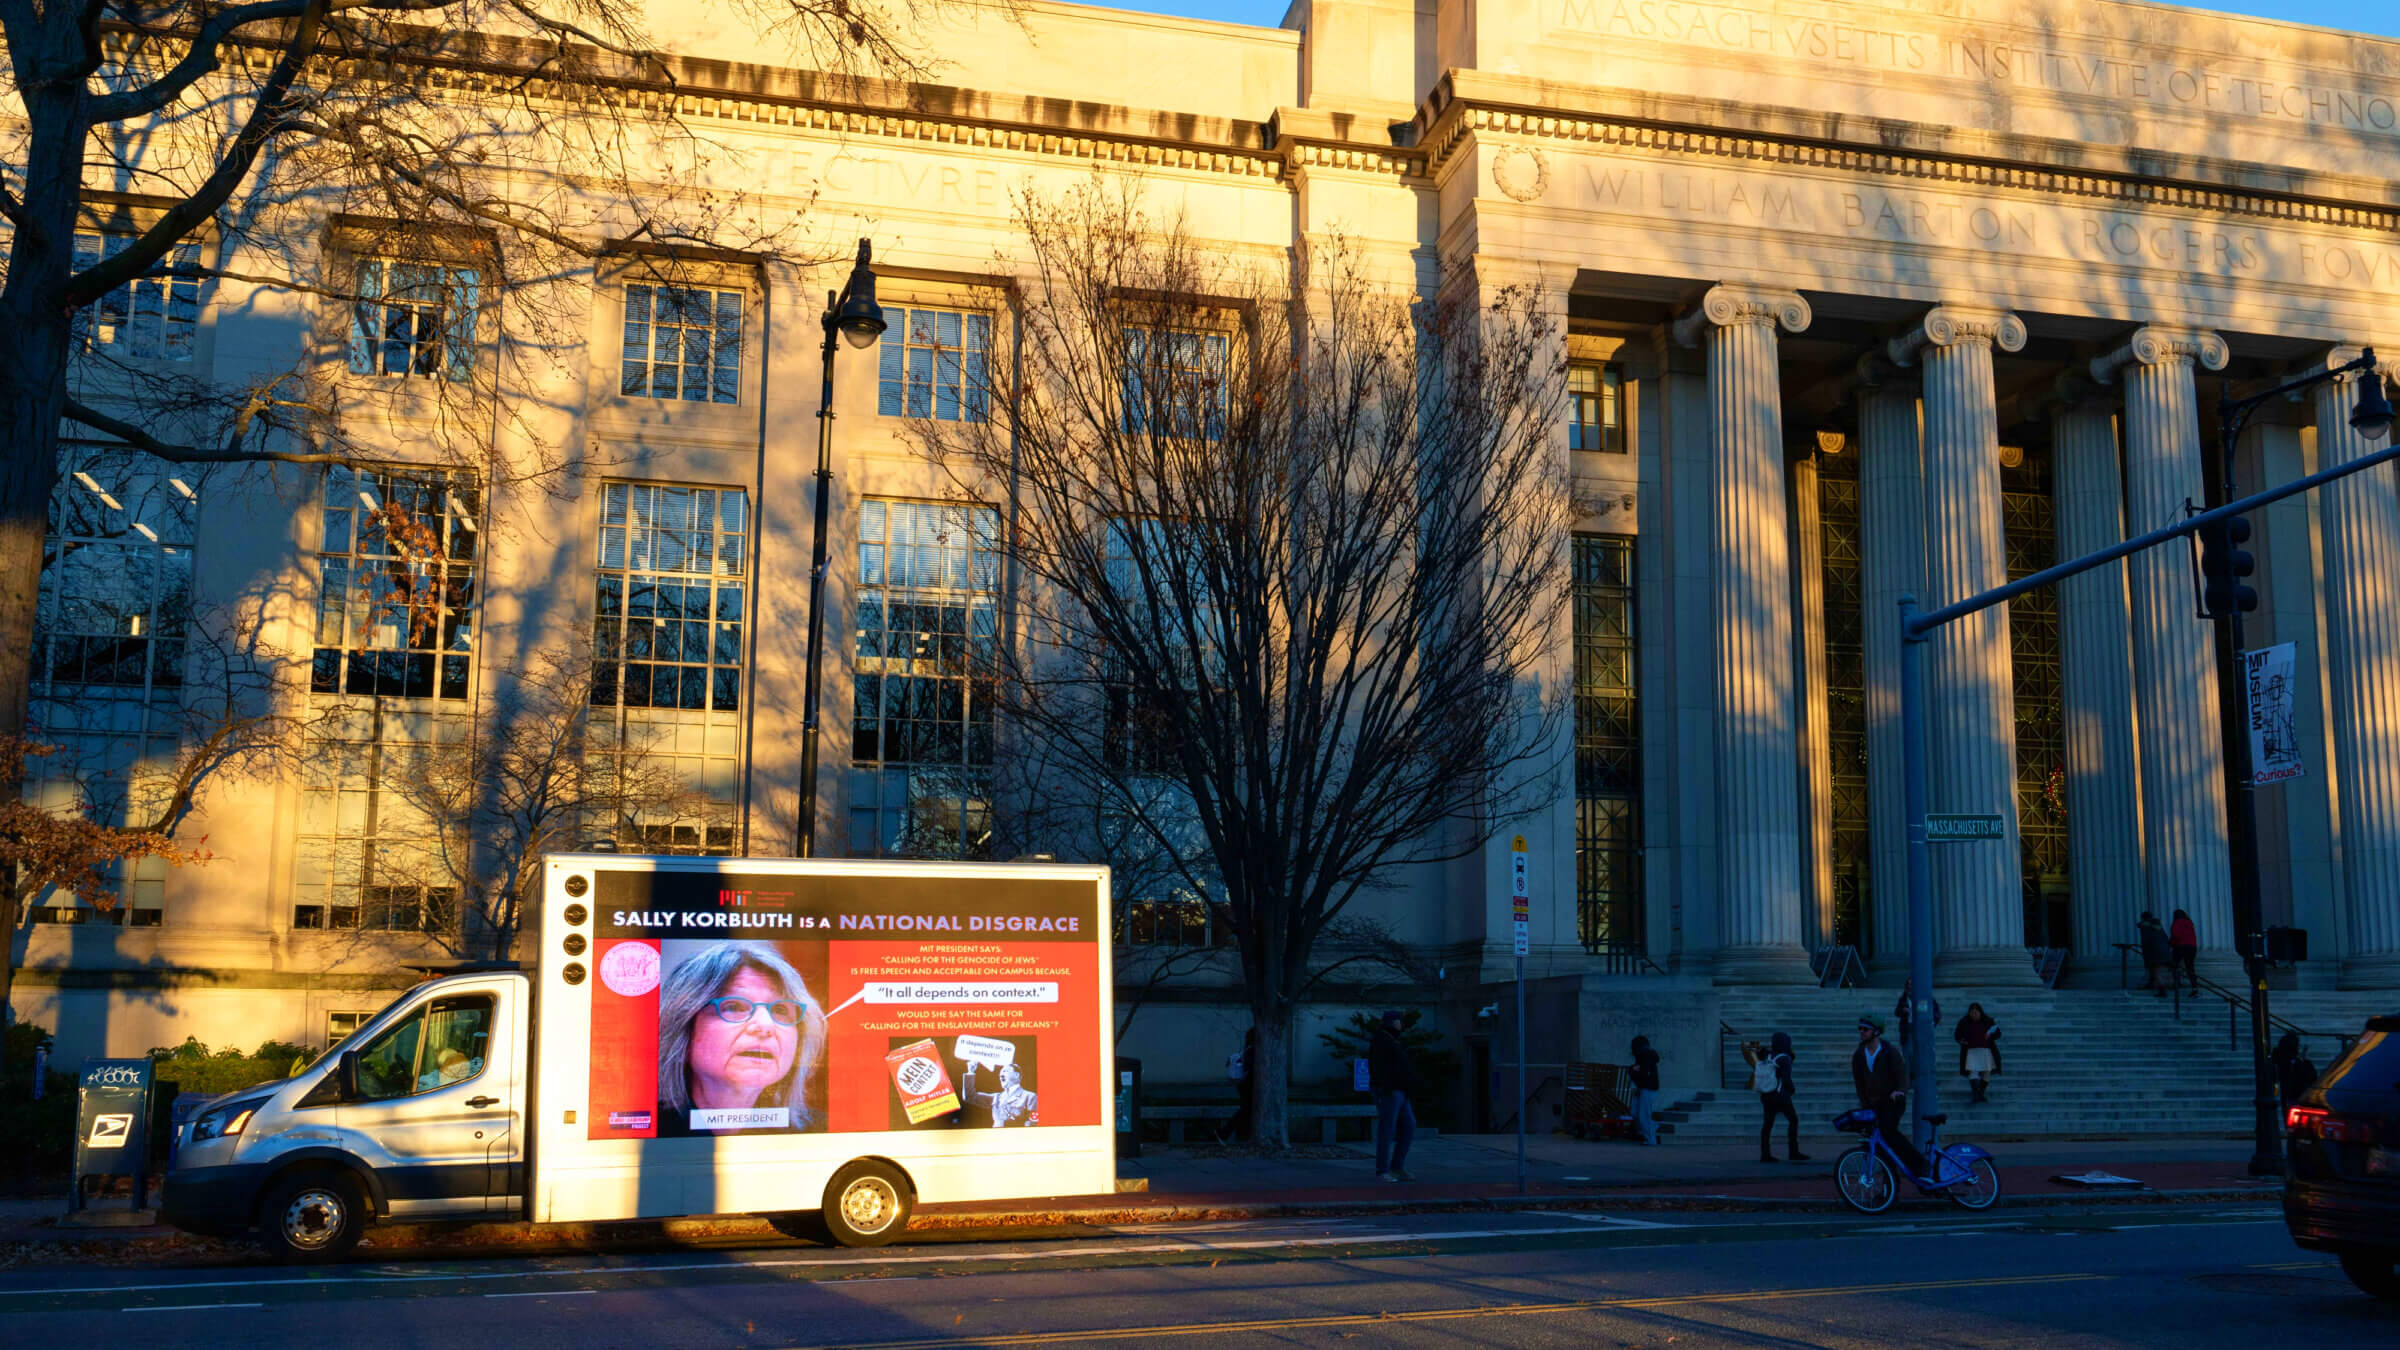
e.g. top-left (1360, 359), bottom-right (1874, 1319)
top-left (820, 1160), bottom-right (912, 1248)
top-left (259, 1170), bottom-right (368, 1263)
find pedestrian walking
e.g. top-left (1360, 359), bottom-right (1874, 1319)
top-left (1368, 1010), bottom-right (1416, 1181)
top-left (1629, 1034), bottom-right (1662, 1146)
top-left (2137, 911), bottom-right (2172, 995)
top-left (1752, 1031), bottom-right (1808, 1163)
top-left (2170, 908), bottom-right (2200, 992)
top-left (1954, 1003), bottom-right (2001, 1104)
top-left (2272, 1032), bottom-right (2319, 1118)
top-left (1217, 1027), bottom-right (1255, 1144)
top-left (1852, 1014), bottom-right (1931, 1182)
top-left (1894, 979), bottom-right (1941, 1054)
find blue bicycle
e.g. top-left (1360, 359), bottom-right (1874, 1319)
top-left (1830, 1107), bottom-right (2001, 1213)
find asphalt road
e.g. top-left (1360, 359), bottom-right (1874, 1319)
top-left (0, 1203), bottom-right (2386, 1347)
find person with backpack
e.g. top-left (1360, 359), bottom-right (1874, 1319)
top-left (1217, 1027), bottom-right (1255, 1144)
top-left (1894, 979), bottom-right (1940, 1054)
top-left (1628, 1034), bottom-right (1662, 1145)
top-left (1752, 1030), bottom-right (1808, 1163)
top-left (1369, 1010), bottom-right (1417, 1181)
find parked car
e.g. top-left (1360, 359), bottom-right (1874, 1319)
top-left (2283, 1013), bottom-right (2400, 1303)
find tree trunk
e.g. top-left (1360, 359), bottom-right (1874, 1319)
top-left (1, 92), bottom-right (98, 1019)
top-left (1246, 1000), bottom-right (1292, 1148)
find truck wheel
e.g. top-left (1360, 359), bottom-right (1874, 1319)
top-left (260, 1171), bottom-right (367, 1263)
top-left (821, 1161), bottom-right (912, 1248)
top-left (2338, 1249), bottom-right (2400, 1303)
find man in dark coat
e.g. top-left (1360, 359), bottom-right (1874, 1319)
top-left (1852, 1014), bottom-right (1930, 1181)
top-left (1369, 1011), bottom-right (1416, 1181)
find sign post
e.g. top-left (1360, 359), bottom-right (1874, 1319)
top-left (1510, 834), bottom-right (1530, 1196)
top-left (74, 1058), bottom-right (154, 1215)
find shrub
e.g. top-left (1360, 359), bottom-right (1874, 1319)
top-left (149, 1037), bottom-right (319, 1098)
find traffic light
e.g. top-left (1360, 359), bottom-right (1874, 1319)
top-left (2197, 514), bottom-right (2258, 618)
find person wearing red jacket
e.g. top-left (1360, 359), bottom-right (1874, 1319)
top-left (2169, 909), bottom-right (2199, 992)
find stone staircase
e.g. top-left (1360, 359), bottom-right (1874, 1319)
top-left (1648, 985), bottom-right (2397, 1142)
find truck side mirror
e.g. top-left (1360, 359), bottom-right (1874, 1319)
top-left (338, 1050), bottom-right (361, 1101)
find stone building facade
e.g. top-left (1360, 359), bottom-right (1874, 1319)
top-left (16, 0), bottom-right (2400, 1093)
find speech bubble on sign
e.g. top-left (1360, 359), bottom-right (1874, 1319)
top-left (955, 1034), bottom-right (1016, 1067)
top-left (823, 981), bottom-right (1060, 1018)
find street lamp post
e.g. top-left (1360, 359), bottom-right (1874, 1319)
top-left (2211, 347), bottom-right (2391, 1177)
top-left (794, 239), bottom-right (889, 857)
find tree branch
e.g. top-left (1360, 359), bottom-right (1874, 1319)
top-left (63, 0), bottom-right (332, 310)
top-left (59, 394), bottom-right (349, 465)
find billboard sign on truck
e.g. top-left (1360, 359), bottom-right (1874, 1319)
top-left (581, 865), bottom-right (1103, 1141)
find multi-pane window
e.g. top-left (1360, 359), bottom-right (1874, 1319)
top-left (312, 467), bottom-right (480, 702)
top-left (327, 1011), bottom-right (376, 1048)
top-left (1101, 518), bottom-right (1221, 775)
top-left (850, 500), bottom-right (999, 859)
top-left (622, 283), bottom-right (743, 403)
top-left (292, 702), bottom-right (468, 933)
top-left (877, 306), bottom-right (991, 421)
top-left (1573, 534), bottom-right (1641, 955)
top-left (590, 483), bottom-right (749, 856)
top-left (348, 259), bottom-right (479, 380)
top-left (1121, 327), bottom-right (1229, 439)
top-left (71, 233), bottom-right (201, 361)
top-left (1568, 362), bottom-right (1625, 453)
top-left (25, 453), bottom-right (198, 927)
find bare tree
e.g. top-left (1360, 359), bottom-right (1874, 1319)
top-left (4, 597), bottom-right (304, 1015)
top-left (917, 183), bottom-right (1574, 1147)
top-left (365, 644), bottom-right (700, 960)
top-left (0, 1), bottom-right (990, 927)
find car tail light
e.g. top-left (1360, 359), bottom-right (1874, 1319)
top-left (2286, 1105), bottom-right (2378, 1143)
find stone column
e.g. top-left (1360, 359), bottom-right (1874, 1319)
top-left (1673, 283), bottom-right (1815, 984)
top-left (2311, 351), bottom-right (2400, 987)
top-left (1856, 361), bottom-right (1923, 977)
top-left (2050, 384), bottom-right (2147, 980)
top-left (1789, 440), bottom-right (1835, 951)
top-left (2092, 326), bottom-right (2239, 979)
top-left (1891, 306), bottom-right (2038, 986)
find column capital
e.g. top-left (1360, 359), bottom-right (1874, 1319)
top-left (1671, 283), bottom-right (1811, 347)
top-left (2090, 325), bottom-right (2229, 384)
top-left (1855, 350), bottom-right (1919, 394)
top-left (2296, 344), bottom-right (2370, 386)
top-left (1888, 305), bottom-right (2026, 366)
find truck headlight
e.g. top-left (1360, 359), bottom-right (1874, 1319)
top-left (191, 1098), bottom-right (264, 1142)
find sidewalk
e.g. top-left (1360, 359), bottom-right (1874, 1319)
top-left (0, 1132), bottom-right (2283, 1265)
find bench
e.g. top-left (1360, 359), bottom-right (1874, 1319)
top-left (1142, 1103), bottom-right (1382, 1144)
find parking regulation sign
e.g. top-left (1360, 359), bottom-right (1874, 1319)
top-left (1511, 835), bottom-right (1530, 956)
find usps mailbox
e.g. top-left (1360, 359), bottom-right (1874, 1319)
top-left (74, 1058), bottom-right (154, 1213)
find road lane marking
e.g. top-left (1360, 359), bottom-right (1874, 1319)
top-left (486, 1289), bottom-right (598, 1299)
top-left (13, 1223), bottom-right (1622, 1300)
top-left (126, 1302), bottom-right (263, 1312)
top-left (768, 1271), bottom-right (2114, 1348)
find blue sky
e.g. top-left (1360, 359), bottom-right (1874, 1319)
top-left (1102, 0), bottom-right (2400, 40)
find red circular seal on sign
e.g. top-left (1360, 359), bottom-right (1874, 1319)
top-left (600, 942), bottom-right (660, 997)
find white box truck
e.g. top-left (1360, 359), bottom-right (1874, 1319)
top-left (161, 855), bottom-right (1115, 1260)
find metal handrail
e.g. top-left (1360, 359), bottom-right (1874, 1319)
top-left (2112, 943), bottom-right (2358, 1054)
top-left (1493, 1072), bottom-right (1563, 1133)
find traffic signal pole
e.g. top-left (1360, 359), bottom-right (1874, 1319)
top-left (1895, 362), bottom-right (2396, 1156)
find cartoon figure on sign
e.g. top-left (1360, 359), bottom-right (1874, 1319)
top-left (656, 941), bottom-right (827, 1135)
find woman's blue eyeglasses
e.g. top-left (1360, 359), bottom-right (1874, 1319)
top-left (704, 996), bottom-right (804, 1026)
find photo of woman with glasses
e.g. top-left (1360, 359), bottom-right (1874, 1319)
top-left (656, 940), bottom-right (829, 1136)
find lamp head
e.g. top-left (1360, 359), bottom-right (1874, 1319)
top-left (836, 238), bottom-right (886, 349)
top-left (2351, 361), bottom-right (2394, 441)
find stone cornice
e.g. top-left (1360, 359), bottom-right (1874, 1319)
top-left (1890, 306), bottom-right (2028, 365)
top-left (1421, 75), bottom-right (2400, 236)
top-left (2091, 326), bottom-right (2232, 383)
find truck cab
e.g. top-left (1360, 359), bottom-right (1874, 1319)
top-left (162, 965), bottom-right (528, 1260)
